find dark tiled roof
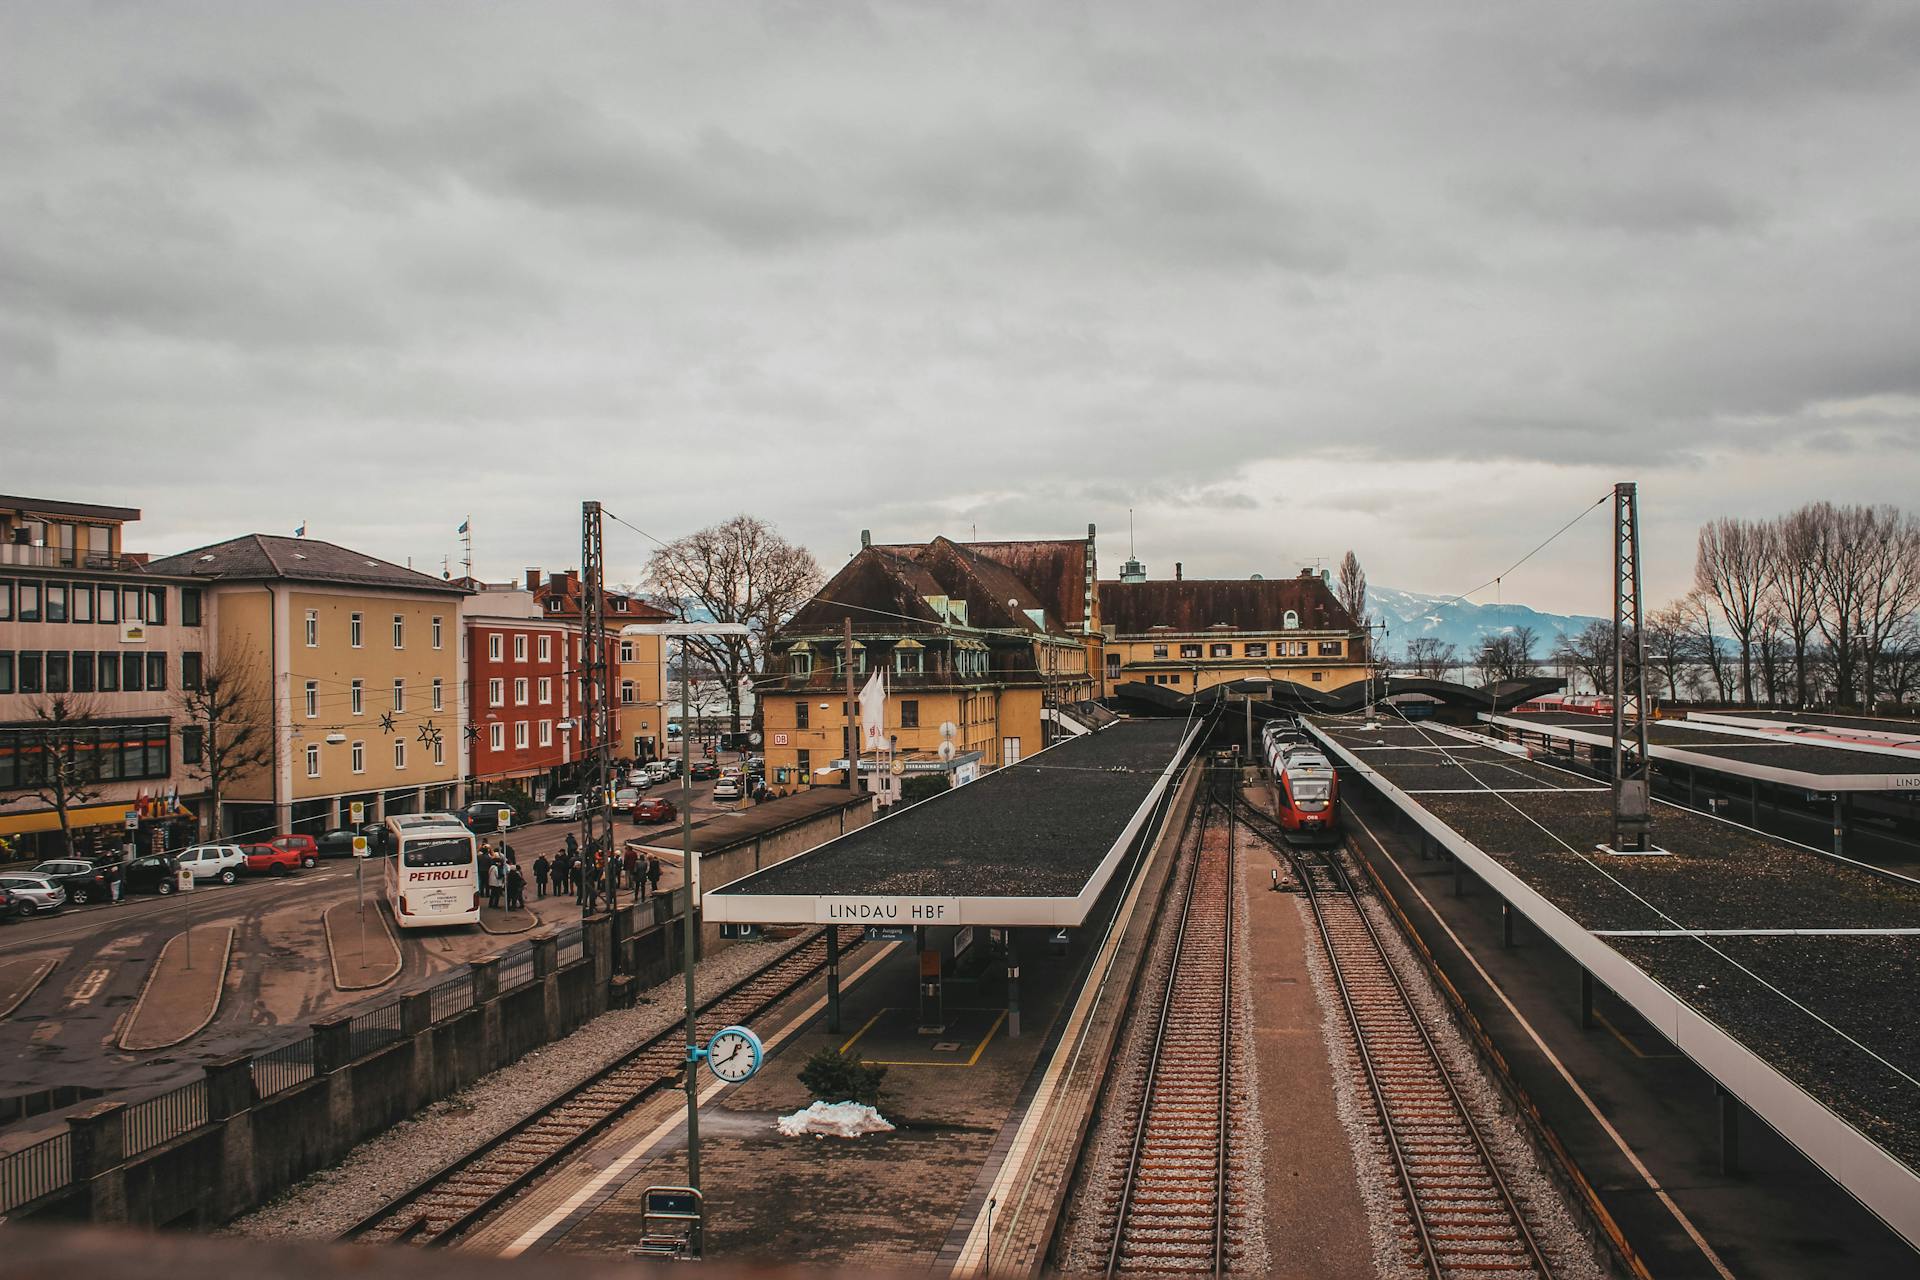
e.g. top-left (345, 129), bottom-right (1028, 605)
top-left (1099, 576), bottom-right (1356, 634)
top-left (787, 534), bottom-right (1092, 640)
top-left (888, 537), bottom-right (1093, 628)
top-left (144, 535), bottom-right (470, 595)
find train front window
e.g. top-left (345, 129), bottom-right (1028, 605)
top-left (1292, 781), bottom-right (1330, 803)
top-left (403, 837), bottom-right (473, 868)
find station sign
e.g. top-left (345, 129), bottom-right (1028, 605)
top-left (863, 926), bottom-right (914, 943)
top-left (953, 926), bottom-right (975, 959)
top-left (818, 896), bottom-right (959, 925)
top-left (718, 923), bottom-right (761, 940)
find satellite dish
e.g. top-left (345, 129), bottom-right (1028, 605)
top-left (938, 741), bottom-right (957, 762)
top-left (939, 721), bottom-right (957, 739)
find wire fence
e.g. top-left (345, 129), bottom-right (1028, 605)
top-left (251, 1036), bottom-right (317, 1098)
top-left (0, 1130), bottom-right (71, 1214)
top-left (120, 1079), bottom-right (208, 1159)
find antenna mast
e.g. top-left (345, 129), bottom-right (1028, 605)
top-left (1609, 482), bottom-right (1654, 852)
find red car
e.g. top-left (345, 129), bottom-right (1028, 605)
top-left (243, 843), bottom-right (305, 875)
top-left (266, 834), bottom-right (320, 868)
top-left (632, 797), bottom-right (678, 824)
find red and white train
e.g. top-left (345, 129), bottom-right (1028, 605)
top-left (1262, 721), bottom-right (1342, 843)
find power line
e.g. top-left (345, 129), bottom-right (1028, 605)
top-left (1433, 491), bottom-right (1613, 612)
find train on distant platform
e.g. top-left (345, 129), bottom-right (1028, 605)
top-left (1261, 719), bottom-right (1342, 843)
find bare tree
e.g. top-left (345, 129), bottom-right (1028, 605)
top-left (1806, 502), bottom-right (1907, 707)
top-left (1695, 516), bottom-right (1775, 705)
top-left (646, 515), bottom-right (823, 735)
top-left (174, 655), bottom-right (275, 840)
top-left (1551, 621), bottom-right (1617, 695)
top-left (1473, 630), bottom-right (1537, 689)
top-left (1679, 592), bottom-right (1731, 701)
top-left (1766, 507), bottom-right (1823, 706)
top-left (1336, 550), bottom-right (1368, 626)
top-left (1854, 507), bottom-right (1920, 707)
top-left (1404, 637), bottom-right (1458, 680)
top-left (1642, 602), bottom-right (1695, 703)
top-left (22, 695), bottom-right (103, 858)
top-left (1754, 608), bottom-right (1787, 706)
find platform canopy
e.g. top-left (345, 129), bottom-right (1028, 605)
top-left (705, 717), bottom-right (1199, 928)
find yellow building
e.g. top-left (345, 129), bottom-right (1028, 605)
top-left (146, 535), bottom-right (471, 838)
top-left (1099, 568), bottom-right (1370, 696)
top-left (760, 531), bottom-right (1100, 794)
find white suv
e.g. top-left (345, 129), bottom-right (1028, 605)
top-left (176, 844), bottom-right (248, 885)
top-left (547, 794), bottom-right (585, 821)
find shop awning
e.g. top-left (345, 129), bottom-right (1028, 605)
top-left (0, 802), bottom-right (139, 838)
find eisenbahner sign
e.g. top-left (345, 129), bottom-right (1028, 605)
top-left (817, 897), bottom-right (961, 924)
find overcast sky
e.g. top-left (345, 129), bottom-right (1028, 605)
top-left (6, 2), bottom-right (1919, 615)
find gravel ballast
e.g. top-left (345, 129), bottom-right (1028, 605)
top-left (224, 932), bottom-right (817, 1240)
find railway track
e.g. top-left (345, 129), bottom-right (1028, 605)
top-left (1238, 799), bottom-right (1556, 1280)
top-left (1099, 790), bottom-right (1245, 1276)
top-left (341, 926), bottom-right (862, 1247)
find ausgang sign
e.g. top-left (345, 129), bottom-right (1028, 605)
top-left (817, 897), bottom-right (961, 925)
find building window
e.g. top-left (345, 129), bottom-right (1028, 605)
top-left (17, 652), bottom-right (42, 693)
top-left (488, 633), bottom-right (503, 661)
top-left (1319, 640), bottom-right (1343, 656)
top-left (182, 589), bottom-right (202, 627)
top-left (621, 679), bottom-right (635, 704)
top-left (1169, 674), bottom-right (1180, 685)
top-left (146, 587), bottom-right (166, 625)
top-left (122, 653), bottom-right (143, 691)
top-left (393, 678), bottom-right (405, 711)
top-left (352, 740), bottom-right (365, 773)
top-left (489, 678), bottom-right (504, 707)
top-left (538, 676), bottom-right (552, 704)
top-left (46, 651), bottom-right (69, 692)
top-left (796, 748), bottom-right (811, 778)
top-left (98, 587), bottom-right (117, 624)
top-left (72, 650), bottom-right (93, 692)
top-left (147, 653), bottom-right (166, 690)
top-left (182, 651), bottom-right (203, 690)
top-left (72, 585), bottom-right (93, 623)
top-left (539, 634), bottom-right (552, 662)
top-left (305, 609), bottom-right (318, 647)
top-left (0, 652), bottom-right (11, 694)
top-left (45, 584), bottom-right (68, 623)
top-left (510, 634), bottom-right (525, 661)
top-left (1283, 610), bottom-right (1300, 629)
top-left (393, 614), bottom-right (405, 648)
top-left (546, 598), bottom-right (561, 612)
top-left (1180, 644), bottom-right (1202, 659)
top-left (305, 681), bottom-right (318, 718)
top-left (539, 719), bottom-right (553, 746)
top-left (19, 583), bottom-right (39, 622)
top-left (1312, 671), bottom-right (1324, 682)
top-left (123, 586), bottom-right (142, 623)
top-left (618, 639), bottom-right (634, 663)
top-left (182, 725), bottom-right (203, 766)
top-left (901, 699), bottom-right (919, 728)
top-left (515, 721), bottom-right (529, 749)
top-left (394, 740), bottom-right (407, 770)
top-left (1151, 644), bottom-right (1167, 660)
top-left (350, 612), bottom-right (362, 647)
top-left (1210, 643), bottom-right (1232, 658)
top-left (432, 677), bottom-right (444, 711)
top-left (432, 615), bottom-right (443, 649)
top-left (1245, 642), bottom-right (1268, 659)
top-left (489, 722), bottom-right (505, 750)
top-left (0, 582), bottom-right (11, 620)
top-left (433, 736), bottom-right (445, 766)
top-left (791, 651), bottom-right (812, 678)
top-left (351, 679), bottom-right (364, 715)
top-left (795, 700), bottom-right (810, 729)
top-left (96, 652), bottom-right (117, 691)
top-left (514, 677), bottom-right (528, 704)
top-left (306, 744), bottom-right (321, 778)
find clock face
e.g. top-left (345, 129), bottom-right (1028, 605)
top-left (706, 1027), bottom-right (762, 1083)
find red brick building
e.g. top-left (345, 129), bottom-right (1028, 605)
top-left (462, 582), bottom-right (579, 800)
top-left (529, 568), bottom-right (674, 764)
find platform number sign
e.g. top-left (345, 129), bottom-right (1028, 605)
top-left (702, 1025), bottom-right (764, 1084)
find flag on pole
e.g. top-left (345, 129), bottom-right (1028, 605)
top-left (294, 522), bottom-right (306, 537)
top-left (859, 669), bottom-right (889, 751)
top-left (457, 518), bottom-right (470, 534)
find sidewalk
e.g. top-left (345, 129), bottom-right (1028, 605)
top-left (324, 899), bottom-right (402, 989)
top-left (118, 925), bottom-right (232, 1051)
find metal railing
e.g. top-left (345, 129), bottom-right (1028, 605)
top-left (555, 924), bottom-right (584, 968)
top-left (498, 945), bottom-right (535, 993)
top-left (0, 1130), bottom-right (72, 1214)
top-left (251, 1036), bottom-right (317, 1099)
top-left (428, 972), bottom-right (474, 1023)
top-left (0, 543), bottom-right (129, 571)
top-left (347, 1003), bottom-right (406, 1059)
top-left (120, 1079), bottom-right (207, 1159)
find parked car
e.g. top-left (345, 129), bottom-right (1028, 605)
top-left (461, 800), bottom-right (515, 833)
top-left (174, 844), bottom-right (248, 885)
top-left (0, 884), bottom-right (13, 920)
top-left (548, 794), bottom-right (602, 821)
top-left (122, 855), bottom-right (182, 896)
top-left (613, 787), bottom-right (641, 809)
top-left (690, 760), bottom-right (720, 782)
top-left (316, 828), bottom-right (357, 858)
top-left (264, 835), bottom-right (320, 868)
top-left (29, 858), bottom-right (122, 906)
top-left (711, 776), bottom-right (745, 803)
top-left (242, 843), bottom-right (306, 875)
top-left (647, 759), bottom-right (682, 782)
top-left (632, 796), bottom-right (678, 824)
top-left (0, 873), bottom-right (67, 916)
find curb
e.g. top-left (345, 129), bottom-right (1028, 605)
top-left (0, 957), bottom-right (57, 1020)
top-left (117, 926), bottom-right (234, 1052)
top-left (324, 900), bottom-right (403, 991)
top-left (478, 905), bottom-right (543, 936)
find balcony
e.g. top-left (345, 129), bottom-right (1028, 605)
top-left (0, 543), bottom-right (129, 572)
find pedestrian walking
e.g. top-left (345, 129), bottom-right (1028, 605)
top-left (533, 854), bottom-right (550, 899)
top-left (506, 863), bottom-right (526, 911)
top-left (623, 845), bottom-right (639, 895)
top-left (646, 853), bottom-right (662, 899)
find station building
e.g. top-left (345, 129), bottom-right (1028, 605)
top-left (1099, 564), bottom-right (1370, 696)
top-left (759, 530), bottom-right (1101, 793)
top-left (0, 495), bottom-right (210, 857)
top-left (144, 535), bottom-right (471, 839)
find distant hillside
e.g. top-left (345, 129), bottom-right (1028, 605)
top-left (1367, 586), bottom-right (1603, 662)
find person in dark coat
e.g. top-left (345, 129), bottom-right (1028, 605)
top-left (506, 863), bottom-right (526, 911)
top-left (533, 854), bottom-right (550, 899)
top-left (646, 854), bottom-right (663, 898)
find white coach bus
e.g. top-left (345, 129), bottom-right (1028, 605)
top-left (382, 812), bottom-right (480, 928)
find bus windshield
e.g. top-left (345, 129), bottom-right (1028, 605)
top-left (403, 837), bottom-right (474, 868)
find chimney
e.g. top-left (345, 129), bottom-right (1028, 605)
top-left (1175, 562), bottom-right (1183, 581)
top-left (525, 567), bottom-right (540, 591)
top-left (549, 572), bottom-right (567, 593)
top-left (861, 529), bottom-right (871, 548)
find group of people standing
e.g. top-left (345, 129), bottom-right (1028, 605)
top-left (479, 843), bottom-right (525, 910)
top-left (524, 833), bottom-right (664, 912)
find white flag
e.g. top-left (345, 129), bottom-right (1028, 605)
top-left (859, 669), bottom-right (889, 751)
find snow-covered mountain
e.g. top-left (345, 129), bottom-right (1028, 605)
top-left (1366, 586), bottom-right (1603, 662)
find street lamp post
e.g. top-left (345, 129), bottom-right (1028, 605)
top-left (623, 621), bottom-right (750, 1237)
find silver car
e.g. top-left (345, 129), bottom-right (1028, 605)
top-left (0, 873), bottom-right (68, 916)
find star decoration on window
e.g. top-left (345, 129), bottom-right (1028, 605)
top-left (379, 713), bottom-right (397, 735)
